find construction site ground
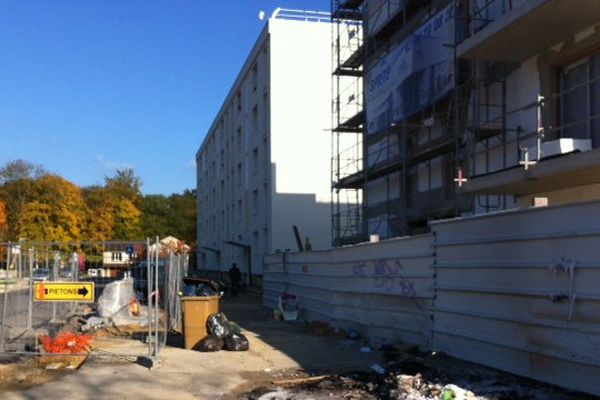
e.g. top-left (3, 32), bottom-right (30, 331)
top-left (0, 291), bottom-right (596, 400)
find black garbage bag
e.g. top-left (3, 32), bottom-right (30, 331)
top-left (206, 312), bottom-right (231, 339)
top-left (182, 284), bottom-right (197, 297)
top-left (196, 284), bottom-right (218, 297)
top-left (224, 333), bottom-right (249, 351)
top-left (194, 335), bottom-right (224, 352)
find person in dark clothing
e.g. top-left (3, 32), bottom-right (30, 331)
top-left (228, 263), bottom-right (241, 297)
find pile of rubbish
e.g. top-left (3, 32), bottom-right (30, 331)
top-left (38, 332), bottom-right (93, 354)
top-left (182, 277), bottom-right (224, 297)
top-left (79, 277), bottom-right (146, 333)
top-left (195, 312), bottom-right (249, 352)
top-left (243, 345), bottom-right (590, 400)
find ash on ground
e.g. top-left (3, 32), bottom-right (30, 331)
top-left (243, 347), bottom-right (597, 400)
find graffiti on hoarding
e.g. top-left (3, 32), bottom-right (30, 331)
top-left (352, 259), bottom-right (417, 297)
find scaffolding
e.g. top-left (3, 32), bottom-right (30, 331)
top-left (330, 0), bottom-right (600, 245)
top-left (331, 0), bottom-right (473, 244)
top-left (455, 0), bottom-right (600, 208)
top-left (331, 0), bottom-right (365, 246)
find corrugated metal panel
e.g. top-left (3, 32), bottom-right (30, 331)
top-left (263, 234), bottom-right (435, 349)
top-left (431, 200), bottom-right (600, 396)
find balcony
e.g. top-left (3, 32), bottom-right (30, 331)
top-left (462, 145), bottom-right (600, 196)
top-left (458, 0), bottom-right (600, 62)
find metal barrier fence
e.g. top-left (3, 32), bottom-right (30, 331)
top-left (0, 239), bottom-right (187, 364)
top-left (263, 199), bottom-right (600, 396)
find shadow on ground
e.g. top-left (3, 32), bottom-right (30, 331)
top-left (168, 290), bottom-right (381, 375)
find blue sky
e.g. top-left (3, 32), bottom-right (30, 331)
top-left (0, 0), bottom-right (329, 194)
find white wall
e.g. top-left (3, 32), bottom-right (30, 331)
top-left (269, 18), bottom-right (333, 253)
top-left (197, 15), bottom-right (333, 275)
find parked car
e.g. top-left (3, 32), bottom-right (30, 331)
top-left (59, 268), bottom-right (74, 279)
top-left (32, 268), bottom-right (50, 282)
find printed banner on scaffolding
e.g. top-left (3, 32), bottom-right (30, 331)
top-left (366, 4), bottom-right (455, 135)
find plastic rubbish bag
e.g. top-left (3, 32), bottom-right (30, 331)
top-left (206, 312), bottom-right (231, 338)
top-left (228, 322), bottom-right (242, 336)
top-left (194, 335), bottom-right (224, 352)
top-left (224, 333), bottom-right (249, 351)
top-left (182, 284), bottom-right (197, 297)
top-left (196, 284), bottom-right (217, 297)
top-left (98, 277), bottom-right (136, 318)
top-left (278, 293), bottom-right (298, 321)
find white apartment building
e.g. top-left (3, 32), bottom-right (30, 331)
top-left (196, 9), bottom-right (332, 278)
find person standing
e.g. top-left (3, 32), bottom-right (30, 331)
top-left (228, 263), bottom-right (241, 297)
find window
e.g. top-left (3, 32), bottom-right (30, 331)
top-left (237, 127), bottom-right (242, 150)
top-left (252, 106), bottom-right (258, 137)
top-left (252, 189), bottom-right (258, 216)
top-left (560, 52), bottom-right (600, 147)
top-left (252, 63), bottom-right (258, 92)
top-left (111, 252), bottom-right (122, 262)
top-left (263, 138), bottom-right (269, 177)
top-left (252, 147), bottom-right (258, 175)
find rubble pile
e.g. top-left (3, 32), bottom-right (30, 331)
top-left (243, 347), bottom-right (594, 400)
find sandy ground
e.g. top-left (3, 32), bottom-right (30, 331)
top-left (0, 291), bottom-right (596, 400)
top-left (0, 291), bottom-right (381, 399)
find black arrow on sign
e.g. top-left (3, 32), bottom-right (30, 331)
top-left (78, 287), bottom-right (88, 297)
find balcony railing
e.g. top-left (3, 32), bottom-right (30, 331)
top-left (457, 0), bottom-right (600, 62)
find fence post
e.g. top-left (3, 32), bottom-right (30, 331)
top-left (1, 242), bottom-right (12, 352)
top-left (153, 236), bottom-right (159, 356)
top-left (146, 237), bottom-right (152, 358)
top-left (28, 247), bottom-right (34, 330)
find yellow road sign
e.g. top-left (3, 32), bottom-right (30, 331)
top-left (34, 282), bottom-right (95, 302)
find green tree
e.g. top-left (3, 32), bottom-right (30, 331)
top-left (139, 195), bottom-right (171, 238)
top-left (105, 168), bottom-right (142, 206)
top-left (140, 190), bottom-right (196, 244)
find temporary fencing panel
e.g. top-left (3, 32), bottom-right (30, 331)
top-left (0, 239), bottom-right (187, 364)
top-left (431, 200), bottom-right (600, 396)
top-left (263, 234), bottom-right (435, 349)
top-left (264, 200), bottom-right (600, 396)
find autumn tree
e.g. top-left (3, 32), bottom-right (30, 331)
top-left (0, 200), bottom-right (7, 240)
top-left (113, 199), bottom-right (142, 239)
top-left (0, 160), bottom-right (44, 240)
top-left (17, 202), bottom-right (53, 241)
top-left (82, 186), bottom-right (115, 241)
top-left (16, 175), bottom-right (87, 242)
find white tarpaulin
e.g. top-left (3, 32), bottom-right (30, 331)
top-left (366, 5), bottom-right (454, 135)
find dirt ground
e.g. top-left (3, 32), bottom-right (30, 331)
top-left (0, 291), bottom-right (597, 399)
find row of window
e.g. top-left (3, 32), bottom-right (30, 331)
top-left (199, 183), bottom-right (270, 247)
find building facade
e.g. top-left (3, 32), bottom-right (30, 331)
top-left (331, 0), bottom-right (600, 244)
top-left (196, 9), bottom-right (332, 277)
